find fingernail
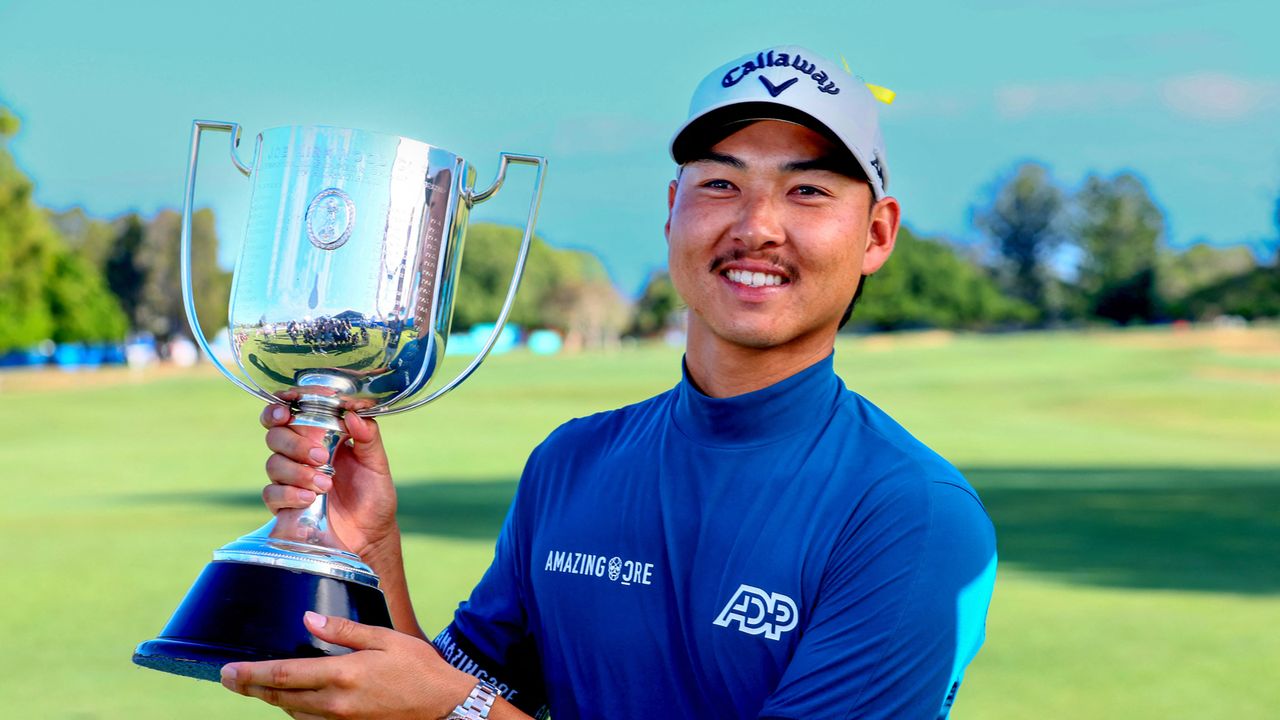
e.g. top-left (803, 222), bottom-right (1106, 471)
top-left (298, 489), bottom-right (317, 503)
top-left (305, 611), bottom-right (327, 628)
top-left (313, 474), bottom-right (333, 492)
top-left (271, 406), bottom-right (287, 422)
top-left (308, 448), bottom-right (328, 463)
top-left (220, 665), bottom-right (238, 686)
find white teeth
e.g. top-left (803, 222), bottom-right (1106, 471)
top-left (725, 269), bottom-right (785, 288)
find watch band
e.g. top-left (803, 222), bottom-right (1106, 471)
top-left (447, 679), bottom-right (500, 720)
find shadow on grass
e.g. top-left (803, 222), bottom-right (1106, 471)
top-left (967, 466), bottom-right (1280, 595)
top-left (139, 467), bottom-right (1280, 595)
top-left (150, 478), bottom-right (519, 542)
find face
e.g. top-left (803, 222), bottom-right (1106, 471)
top-left (665, 120), bottom-right (899, 355)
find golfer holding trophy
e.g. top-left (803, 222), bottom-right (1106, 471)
top-left (134, 120), bottom-right (546, 719)
top-left (138, 44), bottom-right (996, 720)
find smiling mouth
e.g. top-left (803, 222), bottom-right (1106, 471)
top-left (723, 269), bottom-right (790, 288)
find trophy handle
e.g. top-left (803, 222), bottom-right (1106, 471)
top-left (367, 152), bottom-right (546, 417)
top-left (180, 119), bottom-right (279, 405)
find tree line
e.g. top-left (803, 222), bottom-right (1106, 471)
top-left (966, 162), bottom-right (1279, 328)
top-left (633, 162), bottom-right (1280, 335)
top-left (1, 109), bottom-right (129, 352)
top-left (3, 100), bottom-right (1279, 356)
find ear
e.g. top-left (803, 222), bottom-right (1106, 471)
top-left (860, 195), bottom-right (900, 275)
top-left (664, 179), bottom-right (678, 242)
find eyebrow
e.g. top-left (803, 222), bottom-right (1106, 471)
top-left (688, 151), bottom-right (745, 170)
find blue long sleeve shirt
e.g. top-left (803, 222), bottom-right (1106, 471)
top-left (434, 355), bottom-right (997, 719)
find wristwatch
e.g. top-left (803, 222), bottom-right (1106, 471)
top-left (446, 679), bottom-right (500, 720)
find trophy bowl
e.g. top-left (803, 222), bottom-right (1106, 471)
top-left (133, 121), bottom-right (545, 681)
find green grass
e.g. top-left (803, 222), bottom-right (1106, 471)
top-left (1, 327), bottom-right (1277, 718)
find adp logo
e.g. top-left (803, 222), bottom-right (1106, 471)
top-left (713, 584), bottom-right (798, 641)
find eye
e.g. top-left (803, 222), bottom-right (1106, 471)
top-left (792, 184), bottom-right (831, 197)
top-left (702, 179), bottom-right (736, 191)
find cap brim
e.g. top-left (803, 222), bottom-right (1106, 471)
top-left (670, 101), bottom-right (883, 198)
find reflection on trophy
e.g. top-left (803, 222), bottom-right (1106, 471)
top-left (133, 121), bottom-right (545, 681)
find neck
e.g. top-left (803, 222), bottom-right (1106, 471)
top-left (683, 320), bottom-right (838, 398)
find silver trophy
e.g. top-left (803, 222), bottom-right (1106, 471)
top-left (134, 121), bottom-right (545, 681)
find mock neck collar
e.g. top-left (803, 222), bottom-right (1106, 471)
top-left (672, 353), bottom-right (842, 448)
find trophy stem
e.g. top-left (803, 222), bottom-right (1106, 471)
top-left (209, 372), bottom-right (380, 587)
top-left (281, 386), bottom-right (347, 549)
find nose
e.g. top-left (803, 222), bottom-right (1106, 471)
top-left (731, 192), bottom-right (785, 250)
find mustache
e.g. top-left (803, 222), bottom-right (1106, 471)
top-left (707, 249), bottom-right (800, 280)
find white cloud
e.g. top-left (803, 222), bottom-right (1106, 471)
top-left (991, 72), bottom-right (1278, 122)
top-left (994, 79), bottom-right (1147, 119)
top-left (1160, 72), bottom-right (1279, 121)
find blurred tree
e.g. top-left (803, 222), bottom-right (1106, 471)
top-left (0, 107), bottom-right (57, 350)
top-left (854, 226), bottom-right (1035, 331)
top-left (973, 162), bottom-right (1065, 322)
top-left (49, 206), bottom-right (117, 269)
top-left (104, 213), bottom-right (146, 324)
top-left (1157, 242), bottom-right (1257, 316)
top-left (0, 106), bottom-right (127, 351)
top-left (453, 223), bottom-right (615, 331)
top-left (546, 279), bottom-right (630, 350)
top-left (102, 208), bottom-right (230, 342)
top-left (627, 271), bottom-right (683, 337)
top-left (1073, 172), bottom-right (1162, 324)
top-left (1181, 267), bottom-right (1280, 319)
top-left (46, 249), bottom-right (130, 343)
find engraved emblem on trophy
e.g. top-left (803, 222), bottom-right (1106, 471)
top-left (133, 121), bottom-right (546, 681)
top-left (306, 188), bottom-right (355, 250)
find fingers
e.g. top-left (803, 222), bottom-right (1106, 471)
top-left (305, 611), bottom-right (390, 652)
top-left (262, 410), bottom-right (334, 498)
top-left (222, 656), bottom-right (332, 692)
top-left (230, 676), bottom-right (337, 712)
top-left (262, 483), bottom-right (317, 512)
top-left (223, 659), bottom-right (354, 718)
top-left (266, 426), bottom-right (332, 467)
top-left (259, 403), bottom-right (291, 429)
top-left (238, 683), bottom-right (313, 710)
top-left (265, 453), bottom-right (333, 491)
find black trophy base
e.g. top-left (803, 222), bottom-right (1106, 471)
top-left (133, 560), bottom-right (392, 682)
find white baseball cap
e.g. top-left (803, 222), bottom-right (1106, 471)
top-left (670, 44), bottom-right (890, 200)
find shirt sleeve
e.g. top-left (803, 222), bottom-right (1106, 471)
top-left (433, 450), bottom-right (549, 716)
top-left (758, 477), bottom-right (998, 720)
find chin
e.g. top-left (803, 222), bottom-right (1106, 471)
top-left (710, 322), bottom-right (794, 350)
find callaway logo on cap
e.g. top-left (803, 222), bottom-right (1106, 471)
top-left (670, 44), bottom-right (891, 200)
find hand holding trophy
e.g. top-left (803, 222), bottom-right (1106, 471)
top-left (133, 121), bottom-right (545, 681)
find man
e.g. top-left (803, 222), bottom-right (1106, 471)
top-left (221, 45), bottom-right (997, 719)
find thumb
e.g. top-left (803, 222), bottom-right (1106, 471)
top-left (305, 611), bottom-right (390, 651)
top-left (341, 413), bottom-right (390, 469)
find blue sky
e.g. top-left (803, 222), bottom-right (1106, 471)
top-left (1, 0), bottom-right (1276, 294)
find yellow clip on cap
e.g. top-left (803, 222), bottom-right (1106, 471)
top-left (865, 83), bottom-right (896, 105)
top-left (841, 54), bottom-right (895, 104)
